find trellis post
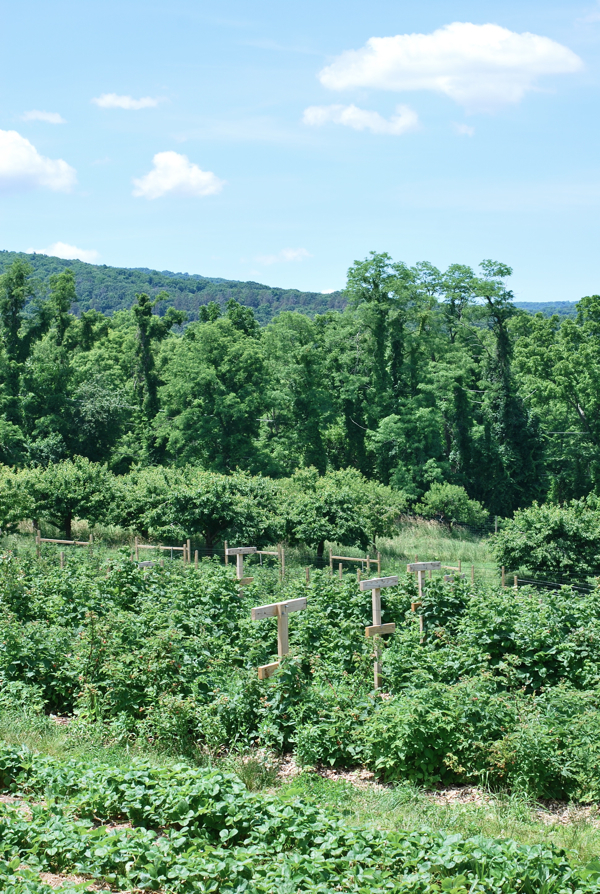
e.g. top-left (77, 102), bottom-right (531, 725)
top-left (407, 561), bottom-right (442, 635)
top-left (360, 575), bottom-right (398, 689)
top-left (226, 546), bottom-right (256, 587)
top-left (251, 597), bottom-right (307, 679)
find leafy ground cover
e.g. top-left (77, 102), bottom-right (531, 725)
top-left (0, 741), bottom-right (599, 893)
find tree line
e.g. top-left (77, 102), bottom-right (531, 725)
top-left (0, 251), bottom-right (598, 534)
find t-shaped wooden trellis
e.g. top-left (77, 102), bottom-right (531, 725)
top-left (225, 546), bottom-right (256, 586)
top-left (360, 575), bottom-right (398, 689)
top-left (251, 597), bottom-right (307, 679)
top-left (406, 561), bottom-right (441, 635)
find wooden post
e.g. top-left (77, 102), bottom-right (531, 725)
top-left (415, 554), bottom-right (418, 562)
top-left (60, 551), bottom-right (64, 569)
top-left (471, 564), bottom-right (475, 584)
top-left (194, 550), bottom-right (198, 569)
top-left (187, 539), bottom-right (191, 565)
top-left (502, 566), bottom-right (506, 588)
top-left (226, 546), bottom-right (256, 587)
top-left (329, 548), bottom-right (333, 575)
top-left (428, 569), bottom-right (432, 580)
top-left (366, 554), bottom-right (370, 573)
top-left (377, 552), bottom-right (381, 576)
top-left (135, 537), bottom-right (139, 562)
top-left (305, 566), bottom-right (310, 584)
top-left (224, 541), bottom-right (229, 565)
top-left (357, 568), bottom-right (362, 582)
top-left (361, 575), bottom-right (398, 689)
top-left (252, 597), bottom-right (307, 679)
top-left (406, 562), bottom-right (442, 636)
top-left (338, 562), bottom-right (343, 580)
top-left (160, 558), bottom-right (164, 568)
top-left (514, 575), bottom-right (518, 590)
top-left (495, 516), bottom-right (498, 534)
top-left (36, 530), bottom-right (41, 560)
top-left (89, 534), bottom-right (93, 555)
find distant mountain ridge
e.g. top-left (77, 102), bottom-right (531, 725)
top-left (0, 251), bottom-right (582, 323)
top-left (514, 301), bottom-right (578, 319)
top-left (0, 251), bottom-right (344, 324)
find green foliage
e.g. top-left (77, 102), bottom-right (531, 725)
top-left (0, 741), bottom-right (597, 892)
top-left (2, 553), bottom-right (600, 803)
top-left (494, 500), bottom-right (600, 579)
top-left (417, 482), bottom-right (488, 531)
top-left (20, 456), bottom-right (115, 538)
top-left (0, 249), bottom-right (344, 323)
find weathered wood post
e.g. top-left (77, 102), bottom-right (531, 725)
top-left (406, 561), bottom-right (442, 636)
top-left (195, 550), bottom-right (199, 569)
top-left (338, 562), bottom-right (343, 580)
top-left (187, 539), bottom-right (191, 565)
top-left (226, 546), bottom-right (256, 586)
top-left (329, 548), bottom-right (333, 575)
top-left (224, 541), bottom-right (229, 565)
top-left (36, 530), bottom-right (41, 560)
top-left (305, 566), bottom-right (310, 584)
top-left (360, 575), bottom-right (398, 689)
top-left (251, 597), bottom-right (307, 679)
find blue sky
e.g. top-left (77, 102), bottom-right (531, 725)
top-left (1, 0), bottom-right (599, 300)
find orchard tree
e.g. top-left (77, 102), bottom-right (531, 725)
top-left (22, 456), bottom-right (114, 538)
top-left (416, 482), bottom-right (488, 532)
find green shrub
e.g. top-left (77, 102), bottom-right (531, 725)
top-left (494, 499), bottom-right (600, 580)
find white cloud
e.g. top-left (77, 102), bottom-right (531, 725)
top-left (28, 242), bottom-right (100, 263)
top-left (92, 93), bottom-right (159, 110)
top-left (0, 130), bottom-right (76, 192)
top-left (256, 247), bottom-right (311, 265)
top-left (303, 103), bottom-right (418, 135)
top-left (132, 151), bottom-right (225, 199)
top-left (22, 110), bottom-right (66, 124)
top-left (319, 22), bottom-right (583, 112)
top-left (321, 289), bottom-right (337, 294)
top-left (453, 122), bottom-right (475, 136)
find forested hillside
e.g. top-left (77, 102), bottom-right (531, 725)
top-left (0, 252), bottom-right (598, 521)
top-left (0, 250), bottom-right (344, 323)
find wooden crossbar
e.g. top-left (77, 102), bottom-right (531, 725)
top-left (359, 576), bottom-right (398, 591)
top-left (252, 597), bottom-right (307, 678)
top-left (137, 544), bottom-right (184, 551)
top-left (40, 538), bottom-right (89, 546)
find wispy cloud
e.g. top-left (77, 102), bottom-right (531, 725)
top-left (133, 151), bottom-right (225, 199)
top-left (28, 242), bottom-right (99, 262)
top-left (92, 93), bottom-right (160, 110)
top-left (0, 130), bottom-right (76, 192)
top-left (22, 110), bottom-right (66, 124)
top-left (256, 248), bottom-right (311, 265)
top-left (319, 23), bottom-right (583, 112)
top-left (453, 122), bottom-right (475, 136)
top-left (303, 103), bottom-right (419, 135)
top-left (577, 2), bottom-right (600, 22)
